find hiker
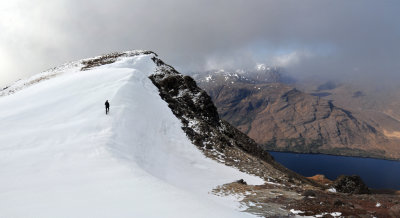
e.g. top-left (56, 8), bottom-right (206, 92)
top-left (105, 100), bottom-right (110, 114)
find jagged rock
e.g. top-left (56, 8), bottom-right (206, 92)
top-left (333, 199), bottom-right (345, 207)
top-left (236, 179), bottom-right (247, 185)
top-left (302, 190), bottom-right (316, 197)
top-left (333, 175), bottom-right (370, 194)
top-left (288, 176), bottom-right (294, 183)
top-left (149, 56), bottom-right (272, 158)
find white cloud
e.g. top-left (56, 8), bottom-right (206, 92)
top-left (0, 1), bottom-right (70, 86)
top-left (271, 50), bottom-right (314, 67)
top-left (0, 0), bottom-right (399, 86)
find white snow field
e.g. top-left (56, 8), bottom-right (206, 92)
top-left (0, 53), bottom-right (264, 218)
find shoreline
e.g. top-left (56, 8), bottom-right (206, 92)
top-left (268, 149), bottom-right (400, 190)
top-left (266, 148), bottom-right (400, 162)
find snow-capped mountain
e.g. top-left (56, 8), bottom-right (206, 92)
top-left (189, 65), bottom-right (295, 86)
top-left (0, 51), bottom-right (267, 218)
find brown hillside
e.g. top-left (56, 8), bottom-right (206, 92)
top-left (198, 78), bottom-right (400, 160)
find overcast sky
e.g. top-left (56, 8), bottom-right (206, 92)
top-left (1, 0), bottom-right (399, 86)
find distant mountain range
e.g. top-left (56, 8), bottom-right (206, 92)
top-left (191, 66), bottom-right (295, 85)
top-left (192, 67), bottom-right (400, 160)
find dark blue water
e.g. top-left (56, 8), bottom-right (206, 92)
top-left (269, 152), bottom-right (400, 189)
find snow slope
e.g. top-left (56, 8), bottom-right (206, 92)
top-left (0, 53), bottom-right (263, 217)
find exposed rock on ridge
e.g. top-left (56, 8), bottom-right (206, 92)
top-left (148, 56), bottom-right (317, 185)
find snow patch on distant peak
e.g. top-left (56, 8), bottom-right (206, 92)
top-left (256, 63), bottom-right (266, 71)
top-left (205, 75), bottom-right (213, 81)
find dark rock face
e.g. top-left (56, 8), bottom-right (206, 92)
top-left (333, 199), bottom-right (345, 207)
top-left (148, 56), bottom-right (274, 161)
top-left (148, 56), bottom-right (317, 185)
top-left (333, 175), bottom-right (370, 194)
top-left (236, 179), bottom-right (247, 185)
top-left (302, 190), bottom-right (316, 197)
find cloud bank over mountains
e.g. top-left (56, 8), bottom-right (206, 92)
top-left (1, 0), bottom-right (399, 86)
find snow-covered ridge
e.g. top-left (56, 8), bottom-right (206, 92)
top-left (0, 50), bottom-right (154, 97)
top-left (0, 51), bottom-right (265, 218)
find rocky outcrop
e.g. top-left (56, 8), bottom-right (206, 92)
top-left (148, 56), bottom-right (318, 185)
top-left (333, 175), bottom-right (370, 194)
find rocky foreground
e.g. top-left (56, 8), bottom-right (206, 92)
top-left (213, 176), bottom-right (400, 217)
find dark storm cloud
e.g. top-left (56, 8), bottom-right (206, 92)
top-left (1, 0), bottom-right (399, 86)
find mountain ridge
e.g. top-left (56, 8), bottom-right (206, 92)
top-left (194, 70), bottom-right (400, 160)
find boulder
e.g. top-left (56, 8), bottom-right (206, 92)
top-left (236, 179), bottom-right (247, 185)
top-left (333, 175), bottom-right (370, 194)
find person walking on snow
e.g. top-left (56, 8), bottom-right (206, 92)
top-left (105, 100), bottom-right (110, 114)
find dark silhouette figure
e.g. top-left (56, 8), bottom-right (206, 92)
top-left (105, 100), bottom-right (110, 114)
